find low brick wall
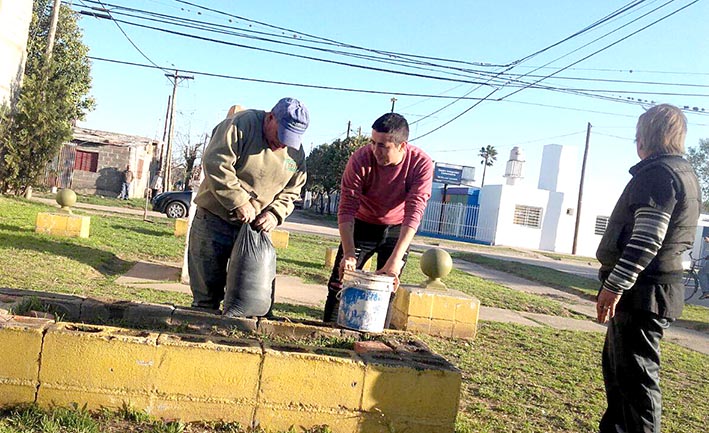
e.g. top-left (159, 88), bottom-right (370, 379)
top-left (0, 288), bottom-right (461, 433)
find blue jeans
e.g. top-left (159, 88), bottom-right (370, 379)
top-left (188, 208), bottom-right (243, 310)
top-left (599, 311), bottom-right (670, 433)
top-left (187, 207), bottom-right (276, 315)
top-left (119, 182), bottom-right (130, 199)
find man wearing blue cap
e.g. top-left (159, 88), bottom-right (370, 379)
top-left (188, 97), bottom-right (309, 313)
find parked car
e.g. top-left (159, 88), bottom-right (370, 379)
top-left (152, 190), bottom-right (193, 218)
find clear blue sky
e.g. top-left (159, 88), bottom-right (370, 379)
top-left (70, 0), bottom-right (709, 203)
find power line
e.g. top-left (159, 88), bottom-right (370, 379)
top-left (86, 56), bottom-right (494, 100)
top-left (512, 65), bottom-right (709, 76)
top-left (412, 0), bottom-right (702, 140)
top-left (78, 0), bottom-right (507, 75)
top-left (76, 1), bottom-right (708, 140)
top-left (499, 0), bottom-right (700, 101)
top-left (491, 72), bottom-right (709, 88)
top-left (512, 0), bottom-right (649, 65)
top-left (410, 1), bottom-right (669, 136)
top-left (88, 0), bottom-right (169, 74)
top-left (74, 2), bottom-right (708, 107)
top-left (171, 0), bottom-right (509, 69)
top-left (77, 11), bottom-right (506, 88)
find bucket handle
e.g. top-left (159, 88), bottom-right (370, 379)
top-left (335, 280), bottom-right (361, 300)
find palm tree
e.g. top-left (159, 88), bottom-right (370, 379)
top-left (479, 145), bottom-right (498, 187)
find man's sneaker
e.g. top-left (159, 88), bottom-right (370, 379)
top-left (700, 292), bottom-right (709, 300)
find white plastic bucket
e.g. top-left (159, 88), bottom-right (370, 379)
top-left (337, 269), bottom-right (394, 333)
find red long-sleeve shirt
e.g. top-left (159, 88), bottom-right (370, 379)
top-left (338, 145), bottom-right (433, 229)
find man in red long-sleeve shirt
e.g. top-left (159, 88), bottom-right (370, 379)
top-left (323, 113), bottom-right (434, 322)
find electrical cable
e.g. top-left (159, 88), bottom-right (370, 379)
top-left (411, 0), bottom-right (703, 140)
top-left (91, 0), bottom-right (170, 74)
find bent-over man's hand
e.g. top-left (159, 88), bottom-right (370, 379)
top-left (596, 288), bottom-right (622, 324)
top-left (254, 211), bottom-right (278, 232)
top-left (376, 258), bottom-right (404, 291)
top-left (338, 254), bottom-right (357, 280)
top-left (231, 201), bottom-right (256, 224)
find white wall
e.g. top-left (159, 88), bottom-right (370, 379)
top-left (481, 184), bottom-right (551, 250)
top-left (0, 0), bottom-right (32, 107)
top-left (477, 184), bottom-right (502, 244)
top-left (539, 191), bottom-right (577, 253)
top-left (538, 144), bottom-right (578, 194)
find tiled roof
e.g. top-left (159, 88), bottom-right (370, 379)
top-left (71, 127), bottom-right (162, 147)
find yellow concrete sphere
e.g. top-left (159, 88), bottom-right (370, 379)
top-left (56, 188), bottom-right (77, 208)
top-left (419, 248), bottom-right (452, 280)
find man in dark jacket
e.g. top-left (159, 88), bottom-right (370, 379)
top-left (596, 104), bottom-right (701, 433)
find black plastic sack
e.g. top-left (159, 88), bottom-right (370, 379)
top-left (223, 223), bottom-right (276, 317)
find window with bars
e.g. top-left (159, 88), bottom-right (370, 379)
top-left (73, 150), bottom-right (98, 172)
top-left (595, 216), bottom-right (609, 236)
top-left (513, 205), bottom-right (542, 228)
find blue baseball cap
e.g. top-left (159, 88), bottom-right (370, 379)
top-left (271, 97), bottom-right (309, 149)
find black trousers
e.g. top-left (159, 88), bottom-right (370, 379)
top-left (599, 310), bottom-right (669, 433)
top-left (322, 219), bottom-right (408, 322)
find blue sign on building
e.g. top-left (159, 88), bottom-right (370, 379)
top-left (433, 163), bottom-right (463, 185)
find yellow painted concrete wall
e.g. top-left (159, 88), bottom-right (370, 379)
top-left (36, 212), bottom-right (91, 238)
top-left (0, 318), bottom-right (461, 432)
top-left (391, 285), bottom-right (480, 339)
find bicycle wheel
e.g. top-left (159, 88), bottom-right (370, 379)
top-left (683, 273), bottom-right (699, 301)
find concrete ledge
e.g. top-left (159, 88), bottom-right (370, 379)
top-left (174, 218), bottom-right (188, 237)
top-left (391, 285), bottom-right (480, 339)
top-left (35, 212), bottom-right (90, 238)
top-left (0, 289), bottom-right (461, 432)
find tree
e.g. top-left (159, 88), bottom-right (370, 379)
top-left (687, 138), bottom-right (709, 210)
top-left (478, 145), bottom-right (498, 187)
top-left (173, 132), bottom-right (206, 190)
top-left (306, 134), bottom-right (368, 213)
top-left (0, 0), bottom-right (94, 194)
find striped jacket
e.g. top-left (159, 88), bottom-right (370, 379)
top-left (596, 154), bottom-right (701, 319)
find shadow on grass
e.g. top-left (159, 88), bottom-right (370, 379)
top-left (109, 223), bottom-right (171, 237)
top-left (0, 232), bottom-right (131, 277)
top-left (0, 223), bottom-right (33, 233)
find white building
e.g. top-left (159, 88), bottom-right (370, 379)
top-left (0, 0), bottom-right (33, 108)
top-left (477, 144), bottom-right (615, 257)
top-left (422, 143), bottom-right (706, 259)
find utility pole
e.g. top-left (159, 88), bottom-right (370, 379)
top-left (572, 122), bottom-right (592, 255)
top-left (45, 0), bottom-right (62, 60)
top-left (346, 121), bottom-right (351, 139)
top-left (390, 97), bottom-right (397, 113)
top-left (157, 95), bottom-right (171, 180)
top-left (163, 70), bottom-right (193, 191)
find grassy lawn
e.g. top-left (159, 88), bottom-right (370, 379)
top-left (0, 404), bottom-right (332, 433)
top-left (454, 251), bottom-right (709, 331)
top-left (427, 322), bottom-right (708, 433)
top-left (1, 195), bottom-right (707, 433)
